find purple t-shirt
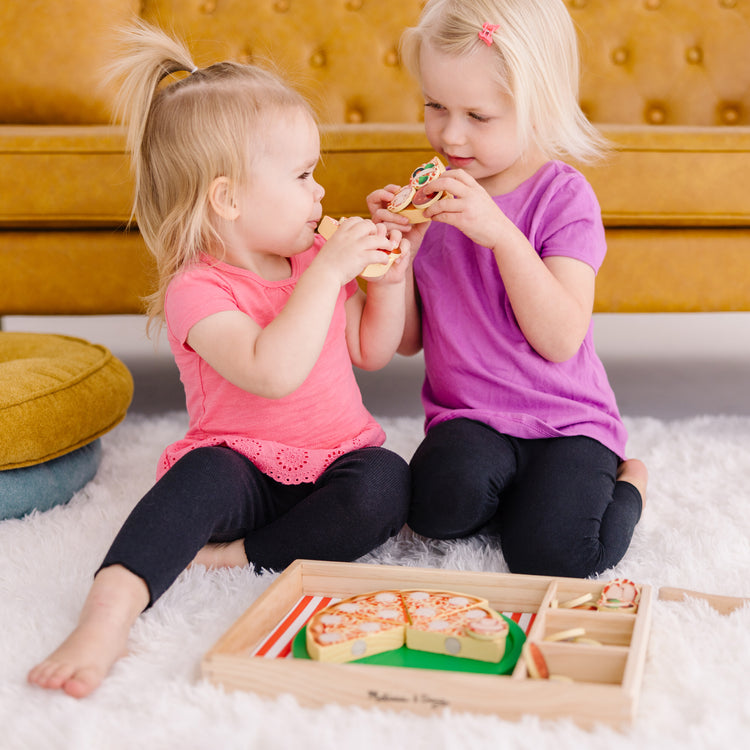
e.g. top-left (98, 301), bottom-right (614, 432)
top-left (414, 160), bottom-right (627, 459)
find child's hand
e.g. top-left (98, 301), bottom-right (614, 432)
top-left (367, 185), bottom-right (431, 250)
top-left (366, 185), bottom-right (411, 232)
top-left (366, 231), bottom-right (412, 286)
top-left (315, 216), bottom-right (398, 285)
top-left (421, 170), bottom-right (510, 249)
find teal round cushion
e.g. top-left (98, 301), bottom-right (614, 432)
top-left (0, 439), bottom-right (102, 520)
top-left (0, 331), bottom-right (132, 520)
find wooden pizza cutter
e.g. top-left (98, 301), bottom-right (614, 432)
top-left (657, 586), bottom-right (749, 615)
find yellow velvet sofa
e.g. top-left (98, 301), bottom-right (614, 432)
top-left (1, 0), bottom-right (749, 316)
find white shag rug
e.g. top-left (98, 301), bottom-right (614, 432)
top-left (1, 411), bottom-right (749, 750)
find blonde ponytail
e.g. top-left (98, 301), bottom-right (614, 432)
top-left (104, 21), bottom-right (312, 330)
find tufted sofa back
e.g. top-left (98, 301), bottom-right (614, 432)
top-left (2, 0), bottom-right (748, 128)
top-left (575, 0), bottom-right (750, 127)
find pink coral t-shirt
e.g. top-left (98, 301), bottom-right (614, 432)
top-left (157, 235), bottom-right (385, 484)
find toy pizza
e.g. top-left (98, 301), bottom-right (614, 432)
top-left (305, 588), bottom-right (510, 664)
top-left (596, 578), bottom-right (640, 613)
top-left (386, 155), bottom-right (448, 223)
top-left (317, 215), bottom-right (401, 280)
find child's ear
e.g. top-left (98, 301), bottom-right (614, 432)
top-left (208, 176), bottom-right (240, 220)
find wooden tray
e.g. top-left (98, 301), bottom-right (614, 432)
top-left (202, 560), bottom-right (652, 728)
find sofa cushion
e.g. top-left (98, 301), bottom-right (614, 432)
top-left (0, 440), bottom-right (101, 520)
top-left (0, 333), bottom-right (133, 470)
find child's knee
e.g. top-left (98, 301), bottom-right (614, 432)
top-left (407, 487), bottom-right (499, 540)
top-left (409, 459), bottom-right (504, 539)
top-left (344, 448), bottom-right (410, 528)
top-left (503, 534), bottom-right (604, 579)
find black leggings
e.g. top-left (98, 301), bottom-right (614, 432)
top-left (408, 418), bottom-right (642, 578)
top-left (101, 445), bottom-right (410, 606)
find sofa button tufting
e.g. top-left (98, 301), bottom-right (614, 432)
top-left (645, 104), bottom-right (666, 124)
top-left (685, 46), bottom-right (703, 65)
top-left (199, 0), bottom-right (217, 14)
top-left (569, 0), bottom-right (587, 8)
top-left (644, 0), bottom-right (661, 9)
top-left (346, 108), bottom-right (364, 124)
top-left (720, 104), bottom-right (740, 125)
top-left (612, 47), bottom-right (629, 65)
top-left (719, 0), bottom-right (737, 8)
top-left (273, 0), bottom-right (291, 12)
top-left (310, 50), bottom-right (327, 68)
top-left (345, 0), bottom-right (364, 10)
top-left (384, 50), bottom-right (399, 67)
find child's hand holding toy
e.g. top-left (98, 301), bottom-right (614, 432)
top-left (366, 155), bottom-right (449, 246)
top-left (318, 215), bottom-right (410, 281)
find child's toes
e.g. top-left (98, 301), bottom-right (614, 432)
top-left (62, 667), bottom-right (103, 698)
top-left (28, 660), bottom-right (72, 689)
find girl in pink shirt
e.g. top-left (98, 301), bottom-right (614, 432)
top-left (369, 0), bottom-right (648, 578)
top-left (29, 22), bottom-right (410, 699)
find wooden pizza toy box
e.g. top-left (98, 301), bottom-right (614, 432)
top-left (202, 560), bottom-right (652, 729)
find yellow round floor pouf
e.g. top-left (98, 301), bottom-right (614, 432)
top-left (0, 332), bottom-right (133, 470)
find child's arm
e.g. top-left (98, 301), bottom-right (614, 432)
top-left (396, 265), bottom-right (422, 356)
top-left (186, 218), bottom-right (397, 398)
top-left (344, 233), bottom-right (412, 370)
top-left (367, 186), bottom-right (427, 356)
top-left (422, 170), bottom-right (594, 363)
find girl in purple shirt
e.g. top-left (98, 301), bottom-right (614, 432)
top-left (369, 0), bottom-right (647, 578)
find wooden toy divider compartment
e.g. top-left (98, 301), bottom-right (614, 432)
top-left (202, 560), bottom-right (653, 729)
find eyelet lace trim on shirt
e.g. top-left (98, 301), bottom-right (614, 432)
top-left (157, 424), bottom-right (385, 485)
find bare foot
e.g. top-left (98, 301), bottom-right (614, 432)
top-left (189, 539), bottom-right (249, 570)
top-left (617, 458), bottom-right (648, 511)
top-left (27, 565), bottom-right (149, 698)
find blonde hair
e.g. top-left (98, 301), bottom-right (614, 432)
top-left (106, 21), bottom-right (314, 329)
top-left (400, 0), bottom-right (607, 164)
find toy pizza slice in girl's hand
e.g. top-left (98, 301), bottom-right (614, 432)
top-left (386, 155), bottom-right (448, 224)
top-left (317, 216), bottom-right (402, 280)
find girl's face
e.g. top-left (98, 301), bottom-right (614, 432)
top-left (419, 43), bottom-right (544, 196)
top-left (230, 108), bottom-right (325, 271)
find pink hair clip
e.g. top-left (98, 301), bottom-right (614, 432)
top-left (478, 22), bottom-right (500, 46)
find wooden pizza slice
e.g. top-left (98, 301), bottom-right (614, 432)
top-left (332, 590), bottom-right (407, 622)
top-left (305, 590), bottom-right (407, 663)
top-left (386, 156), bottom-right (449, 224)
top-left (401, 589), bottom-right (487, 627)
top-left (405, 603), bottom-right (509, 663)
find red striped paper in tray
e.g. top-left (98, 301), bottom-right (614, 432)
top-left (251, 595), bottom-right (536, 659)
